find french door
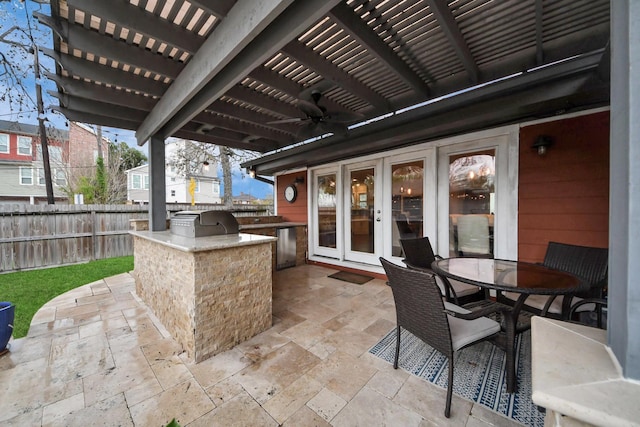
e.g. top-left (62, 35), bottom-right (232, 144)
top-left (308, 127), bottom-right (517, 266)
top-left (344, 160), bottom-right (382, 264)
top-left (312, 167), bottom-right (341, 258)
top-left (437, 133), bottom-right (518, 260)
top-left (383, 150), bottom-right (436, 262)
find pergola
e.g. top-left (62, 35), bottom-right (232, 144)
top-left (39, 1), bottom-right (638, 381)
top-left (39, 1), bottom-right (609, 161)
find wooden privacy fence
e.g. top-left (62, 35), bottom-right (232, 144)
top-left (0, 204), bottom-right (148, 272)
top-left (0, 204), bottom-right (273, 273)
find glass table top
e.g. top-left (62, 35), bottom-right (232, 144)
top-left (432, 258), bottom-right (583, 294)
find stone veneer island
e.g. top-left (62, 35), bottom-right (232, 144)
top-left (130, 230), bottom-right (277, 363)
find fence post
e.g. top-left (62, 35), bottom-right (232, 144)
top-left (91, 208), bottom-right (97, 260)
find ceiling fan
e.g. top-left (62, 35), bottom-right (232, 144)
top-left (268, 80), bottom-right (363, 139)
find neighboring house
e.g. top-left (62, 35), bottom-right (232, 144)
top-left (232, 192), bottom-right (258, 205)
top-left (0, 120), bottom-right (68, 204)
top-left (66, 122), bottom-right (110, 192)
top-left (126, 140), bottom-right (221, 204)
top-left (0, 121), bottom-right (111, 204)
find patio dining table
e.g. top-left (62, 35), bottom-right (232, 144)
top-left (431, 257), bottom-right (584, 393)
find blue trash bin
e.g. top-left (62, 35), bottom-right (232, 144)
top-left (0, 302), bottom-right (15, 352)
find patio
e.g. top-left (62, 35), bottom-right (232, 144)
top-left (0, 264), bottom-right (522, 426)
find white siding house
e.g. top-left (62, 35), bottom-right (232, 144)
top-left (126, 141), bottom-right (221, 204)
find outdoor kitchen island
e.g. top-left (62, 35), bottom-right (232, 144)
top-left (130, 227), bottom-right (276, 363)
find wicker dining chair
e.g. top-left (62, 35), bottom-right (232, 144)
top-left (501, 242), bottom-right (608, 327)
top-left (379, 258), bottom-right (501, 418)
top-left (400, 236), bottom-right (485, 305)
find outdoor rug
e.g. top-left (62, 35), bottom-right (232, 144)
top-left (328, 271), bottom-right (374, 285)
top-left (369, 328), bottom-right (543, 427)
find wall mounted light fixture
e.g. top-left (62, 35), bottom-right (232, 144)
top-left (532, 135), bottom-right (553, 156)
top-left (294, 176), bottom-right (305, 185)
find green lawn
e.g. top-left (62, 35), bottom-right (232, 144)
top-left (0, 256), bottom-right (134, 338)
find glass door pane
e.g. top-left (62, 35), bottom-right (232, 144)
top-left (317, 173), bottom-right (337, 249)
top-left (448, 150), bottom-right (495, 257)
top-left (350, 168), bottom-right (375, 254)
top-left (391, 161), bottom-right (424, 256)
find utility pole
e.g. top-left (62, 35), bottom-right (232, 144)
top-left (0, 25), bottom-right (55, 203)
top-left (33, 45), bottom-right (55, 204)
top-left (96, 125), bottom-right (103, 159)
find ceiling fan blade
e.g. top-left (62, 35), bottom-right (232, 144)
top-left (324, 111), bottom-right (364, 123)
top-left (267, 117), bottom-right (305, 124)
top-left (297, 99), bottom-right (323, 118)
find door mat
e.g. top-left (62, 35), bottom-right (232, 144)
top-left (328, 271), bottom-right (374, 285)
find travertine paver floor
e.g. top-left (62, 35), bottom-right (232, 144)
top-left (0, 264), bottom-right (522, 426)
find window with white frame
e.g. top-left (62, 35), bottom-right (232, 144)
top-left (18, 136), bottom-right (32, 156)
top-left (132, 174), bottom-right (142, 189)
top-left (131, 173), bottom-right (149, 189)
top-left (55, 169), bottom-right (66, 186)
top-left (195, 179), bottom-right (200, 193)
top-left (36, 145), bottom-right (62, 162)
top-left (20, 167), bottom-right (33, 185)
top-left (0, 134), bottom-right (8, 153)
top-left (49, 146), bottom-right (62, 163)
top-left (170, 190), bottom-right (176, 197)
top-left (38, 168), bottom-right (46, 185)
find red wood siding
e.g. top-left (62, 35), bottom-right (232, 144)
top-left (518, 111), bottom-right (609, 263)
top-left (0, 131), bottom-right (67, 162)
top-left (276, 172), bottom-right (308, 222)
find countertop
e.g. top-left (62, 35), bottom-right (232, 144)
top-left (129, 230), bottom-right (276, 253)
top-left (239, 222), bottom-right (306, 230)
top-left (531, 317), bottom-right (640, 426)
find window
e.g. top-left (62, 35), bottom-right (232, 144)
top-left (49, 146), bottom-right (62, 163)
top-left (36, 145), bottom-right (61, 161)
top-left (18, 136), bottom-right (32, 156)
top-left (212, 181), bottom-right (220, 196)
top-left (132, 174), bottom-right (142, 189)
top-left (194, 179), bottom-right (200, 193)
top-left (0, 134), bottom-right (8, 153)
top-left (316, 172), bottom-right (338, 250)
top-left (170, 190), bottom-right (176, 197)
top-left (38, 168), bottom-right (46, 185)
top-left (20, 167), bottom-right (33, 185)
top-left (55, 169), bottom-right (66, 186)
top-left (132, 173), bottom-right (148, 190)
top-left (448, 150), bottom-right (495, 257)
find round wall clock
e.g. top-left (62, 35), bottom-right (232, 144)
top-left (284, 184), bottom-right (297, 203)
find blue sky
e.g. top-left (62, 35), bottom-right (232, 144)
top-left (0, 0), bottom-right (273, 199)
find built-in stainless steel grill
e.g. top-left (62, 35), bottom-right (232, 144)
top-left (170, 210), bottom-right (239, 238)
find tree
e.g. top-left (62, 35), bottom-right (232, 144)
top-left (114, 141), bottom-right (147, 172)
top-left (71, 138), bottom-right (146, 204)
top-left (167, 139), bottom-right (259, 207)
top-left (1, 0), bottom-right (57, 203)
top-left (106, 141), bottom-right (146, 203)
